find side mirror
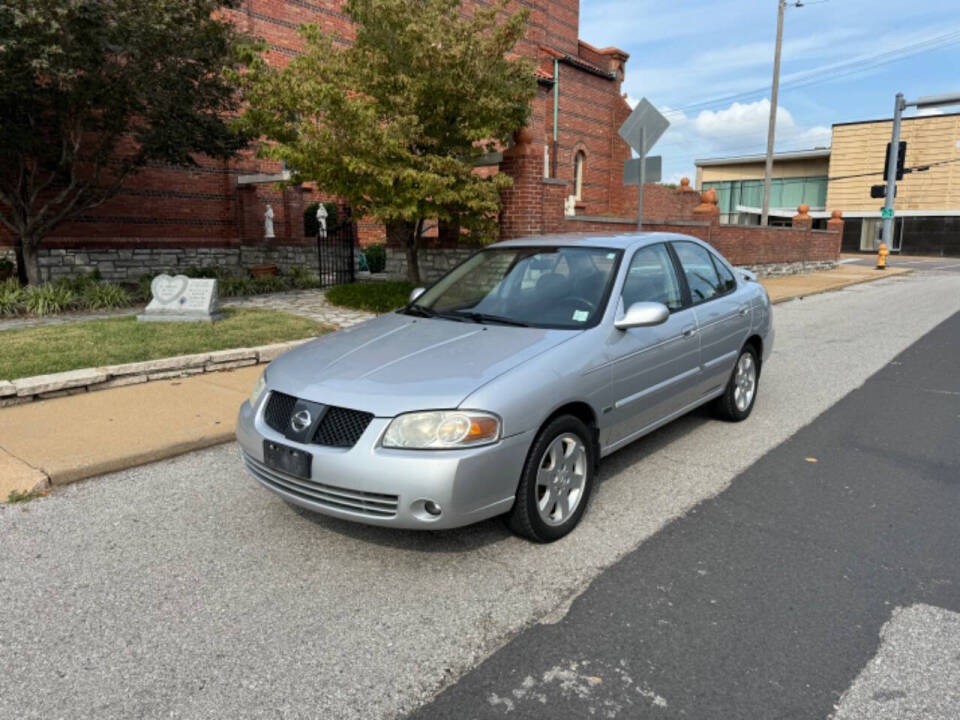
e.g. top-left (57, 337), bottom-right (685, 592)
top-left (615, 301), bottom-right (669, 330)
top-left (409, 287), bottom-right (426, 303)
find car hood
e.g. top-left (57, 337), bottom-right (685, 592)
top-left (267, 312), bottom-right (577, 416)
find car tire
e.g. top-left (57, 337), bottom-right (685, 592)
top-left (714, 344), bottom-right (760, 422)
top-left (507, 415), bottom-right (596, 543)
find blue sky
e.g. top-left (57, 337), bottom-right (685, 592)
top-left (579, 0), bottom-right (960, 183)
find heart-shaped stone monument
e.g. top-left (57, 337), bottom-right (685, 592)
top-left (150, 274), bottom-right (190, 306)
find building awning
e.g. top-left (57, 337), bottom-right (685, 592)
top-left (736, 205), bottom-right (831, 219)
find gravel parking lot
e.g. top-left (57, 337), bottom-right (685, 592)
top-left (2, 270), bottom-right (959, 719)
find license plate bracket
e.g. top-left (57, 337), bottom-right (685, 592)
top-left (263, 439), bottom-right (312, 480)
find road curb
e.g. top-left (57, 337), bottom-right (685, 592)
top-left (766, 267), bottom-right (912, 305)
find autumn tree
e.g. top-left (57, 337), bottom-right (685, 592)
top-left (0, 0), bottom-right (252, 284)
top-left (241, 0), bottom-right (536, 284)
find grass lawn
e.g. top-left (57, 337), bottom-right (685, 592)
top-left (325, 281), bottom-right (413, 313)
top-left (0, 308), bottom-right (326, 381)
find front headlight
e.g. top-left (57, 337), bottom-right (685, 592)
top-left (248, 370), bottom-right (267, 408)
top-left (382, 410), bottom-right (501, 449)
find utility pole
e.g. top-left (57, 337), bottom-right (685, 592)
top-left (760, 0), bottom-right (786, 227)
top-left (880, 93), bottom-right (905, 252)
top-left (880, 91), bottom-right (960, 251)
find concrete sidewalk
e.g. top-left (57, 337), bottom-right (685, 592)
top-left (0, 264), bottom-right (909, 502)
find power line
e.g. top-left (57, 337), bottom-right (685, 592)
top-left (662, 28), bottom-right (960, 118)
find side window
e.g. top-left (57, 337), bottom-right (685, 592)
top-left (711, 254), bottom-right (737, 293)
top-left (622, 244), bottom-right (683, 312)
top-left (673, 241), bottom-right (721, 304)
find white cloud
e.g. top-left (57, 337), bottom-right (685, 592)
top-left (661, 99), bottom-right (830, 158)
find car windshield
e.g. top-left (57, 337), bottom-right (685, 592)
top-left (407, 246), bottom-right (622, 329)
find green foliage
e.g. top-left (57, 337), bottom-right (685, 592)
top-left (240, 0), bottom-right (535, 279)
top-left (0, 277), bottom-right (23, 315)
top-left (7, 488), bottom-right (49, 504)
top-left (218, 276), bottom-right (254, 298)
top-left (287, 266), bottom-right (322, 290)
top-left (22, 284), bottom-right (76, 316)
top-left (326, 281), bottom-right (413, 313)
top-left (363, 244), bottom-right (387, 274)
top-left (0, 0), bottom-right (254, 283)
top-left (81, 282), bottom-right (130, 310)
top-left (252, 275), bottom-right (288, 294)
top-left (0, 309), bottom-right (326, 380)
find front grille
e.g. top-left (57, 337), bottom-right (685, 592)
top-left (242, 452), bottom-right (399, 518)
top-left (263, 391), bottom-right (373, 448)
top-left (314, 406), bottom-right (375, 447)
top-left (264, 391), bottom-right (298, 434)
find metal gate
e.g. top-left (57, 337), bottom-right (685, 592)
top-left (317, 222), bottom-right (356, 287)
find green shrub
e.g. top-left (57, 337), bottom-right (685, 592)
top-left (184, 266), bottom-right (227, 280)
top-left (81, 282), bottom-right (131, 310)
top-left (219, 276), bottom-right (254, 297)
top-left (363, 243), bottom-right (387, 273)
top-left (252, 275), bottom-right (288, 294)
top-left (23, 283), bottom-right (77, 316)
top-left (287, 266), bottom-right (321, 289)
top-left (0, 278), bottom-right (24, 316)
top-left (326, 281), bottom-right (412, 313)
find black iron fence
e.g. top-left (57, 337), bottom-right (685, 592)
top-left (317, 222), bottom-right (355, 287)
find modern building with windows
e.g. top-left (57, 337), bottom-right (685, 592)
top-left (695, 111), bottom-right (960, 255)
top-left (695, 148), bottom-right (830, 226)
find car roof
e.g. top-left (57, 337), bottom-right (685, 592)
top-left (489, 231), bottom-right (701, 251)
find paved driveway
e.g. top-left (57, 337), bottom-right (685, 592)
top-left (2, 269), bottom-right (959, 719)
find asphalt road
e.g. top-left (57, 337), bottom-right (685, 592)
top-left (412, 305), bottom-right (960, 719)
top-left (2, 268), bottom-right (959, 719)
top-left (842, 254), bottom-right (960, 273)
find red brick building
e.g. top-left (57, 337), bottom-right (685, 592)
top-left (0, 0), bottom-right (640, 282)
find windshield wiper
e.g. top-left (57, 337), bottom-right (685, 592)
top-left (402, 304), bottom-right (436, 318)
top-left (455, 311), bottom-right (530, 327)
top-left (404, 304), bottom-right (473, 323)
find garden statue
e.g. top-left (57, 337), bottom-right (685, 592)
top-left (316, 203), bottom-right (328, 238)
top-left (264, 203), bottom-right (275, 238)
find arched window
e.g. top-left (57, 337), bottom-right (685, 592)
top-left (574, 150), bottom-right (585, 200)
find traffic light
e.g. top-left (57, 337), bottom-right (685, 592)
top-left (883, 141), bottom-right (907, 181)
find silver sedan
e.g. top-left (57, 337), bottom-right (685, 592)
top-left (237, 232), bottom-right (773, 542)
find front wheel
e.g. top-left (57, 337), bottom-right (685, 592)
top-left (714, 345), bottom-right (759, 421)
top-left (507, 415), bottom-right (595, 543)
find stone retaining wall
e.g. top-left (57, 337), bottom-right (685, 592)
top-left (385, 247), bottom-right (477, 283)
top-left (32, 244), bottom-right (318, 283)
top-left (0, 339), bottom-right (309, 407)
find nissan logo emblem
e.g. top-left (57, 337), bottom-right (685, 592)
top-left (290, 409), bottom-right (312, 433)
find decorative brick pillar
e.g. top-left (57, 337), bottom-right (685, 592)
top-left (827, 210), bottom-right (844, 257)
top-left (792, 203), bottom-right (813, 230)
top-left (678, 177), bottom-right (697, 193)
top-left (499, 127), bottom-right (545, 240)
top-left (237, 185), bottom-right (263, 242)
top-left (692, 188), bottom-right (720, 225)
top-left (282, 185), bottom-right (309, 241)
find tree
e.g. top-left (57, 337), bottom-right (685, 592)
top-left (0, 0), bottom-right (252, 285)
top-left (240, 0), bottom-right (536, 284)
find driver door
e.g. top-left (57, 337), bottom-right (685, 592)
top-left (606, 243), bottom-right (701, 446)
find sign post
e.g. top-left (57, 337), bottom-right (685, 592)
top-left (618, 98), bottom-right (669, 231)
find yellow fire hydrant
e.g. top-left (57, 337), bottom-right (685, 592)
top-left (877, 242), bottom-right (889, 270)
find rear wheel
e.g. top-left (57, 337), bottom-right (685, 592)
top-left (714, 345), bottom-right (759, 421)
top-left (507, 415), bottom-right (595, 542)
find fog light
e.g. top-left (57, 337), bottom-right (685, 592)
top-left (424, 501), bottom-right (442, 516)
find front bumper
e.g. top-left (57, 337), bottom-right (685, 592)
top-left (236, 396), bottom-right (533, 529)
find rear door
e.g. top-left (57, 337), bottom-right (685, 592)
top-left (671, 241), bottom-right (751, 398)
top-left (606, 243), bottom-right (701, 447)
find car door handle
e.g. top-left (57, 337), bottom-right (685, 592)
top-left (738, 305), bottom-right (750, 317)
top-left (682, 325), bottom-right (697, 337)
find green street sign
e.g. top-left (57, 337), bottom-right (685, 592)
top-left (881, 207), bottom-right (894, 219)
